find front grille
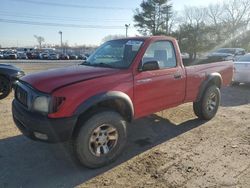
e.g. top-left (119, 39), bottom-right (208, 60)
top-left (15, 85), bottom-right (28, 107)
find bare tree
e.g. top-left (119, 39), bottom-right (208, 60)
top-left (178, 7), bottom-right (210, 59)
top-left (223, 0), bottom-right (250, 40)
top-left (206, 3), bottom-right (223, 26)
top-left (183, 6), bottom-right (207, 26)
top-left (205, 3), bottom-right (225, 42)
top-left (34, 35), bottom-right (45, 49)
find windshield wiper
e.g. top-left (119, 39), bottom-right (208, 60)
top-left (80, 61), bottom-right (90, 65)
top-left (80, 61), bottom-right (96, 67)
top-left (93, 63), bottom-right (114, 68)
top-left (80, 61), bottom-right (114, 68)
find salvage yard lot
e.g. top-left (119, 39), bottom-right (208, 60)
top-left (0, 62), bottom-right (250, 188)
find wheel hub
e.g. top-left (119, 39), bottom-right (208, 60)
top-left (97, 131), bottom-right (108, 145)
top-left (89, 124), bottom-right (118, 157)
top-left (207, 92), bottom-right (217, 112)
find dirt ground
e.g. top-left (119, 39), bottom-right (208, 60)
top-left (0, 62), bottom-right (249, 188)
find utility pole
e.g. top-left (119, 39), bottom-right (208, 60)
top-left (125, 24), bottom-right (130, 38)
top-left (58, 31), bottom-right (63, 53)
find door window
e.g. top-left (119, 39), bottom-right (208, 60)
top-left (142, 41), bottom-right (177, 69)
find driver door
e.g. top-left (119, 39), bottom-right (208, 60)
top-left (134, 40), bottom-right (186, 118)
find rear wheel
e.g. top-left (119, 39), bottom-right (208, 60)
top-left (193, 85), bottom-right (221, 120)
top-left (0, 76), bottom-right (11, 99)
top-left (74, 111), bottom-right (127, 168)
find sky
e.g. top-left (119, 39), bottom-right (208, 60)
top-left (0, 0), bottom-right (223, 47)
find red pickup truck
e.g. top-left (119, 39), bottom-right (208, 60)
top-left (12, 36), bottom-right (233, 168)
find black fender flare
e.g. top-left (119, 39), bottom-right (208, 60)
top-left (196, 73), bottom-right (222, 102)
top-left (74, 91), bottom-right (134, 120)
top-left (0, 73), bottom-right (10, 81)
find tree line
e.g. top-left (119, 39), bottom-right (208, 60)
top-left (134, 0), bottom-right (250, 60)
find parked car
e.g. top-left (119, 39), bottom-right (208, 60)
top-left (39, 53), bottom-right (49, 60)
top-left (12, 36), bottom-right (233, 168)
top-left (207, 48), bottom-right (246, 61)
top-left (0, 64), bottom-right (25, 99)
top-left (3, 51), bottom-right (17, 59)
top-left (181, 52), bottom-right (190, 59)
top-left (59, 54), bottom-right (70, 60)
top-left (49, 53), bottom-right (59, 60)
top-left (181, 52), bottom-right (191, 66)
top-left (0, 52), bottom-right (4, 59)
top-left (26, 51), bottom-right (40, 59)
top-left (69, 54), bottom-right (78, 60)
top-left (17, 52), bottom-right (28, 59)
top-left (84, 53), bottom-right (90, 58)
top-left (78, 54), bottom-right (87, 60)
top-left (232, 54), bottom-right (250, 85)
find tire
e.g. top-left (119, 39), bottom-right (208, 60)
top-left (193, 85), bottom-right (221, 120)
top-left (193, 100), bottom-right (202, 118)
top-left (0, 76), bottom-right (11, 99)
top-left (74, 111), bottom-right (127, 168)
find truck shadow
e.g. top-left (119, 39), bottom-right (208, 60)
top-left (221, 85), bottom-right (250, 107)
top-left (0, 115), bottom-right (205, 188)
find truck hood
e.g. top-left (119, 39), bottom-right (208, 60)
top-left (21, 65), bottom-right (120, 93)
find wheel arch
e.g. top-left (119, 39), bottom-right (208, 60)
top-left (196, 72), bottom-right (222, 102)
top-left (74, 91), bottom-right (134, 122)
top-left (72, 91), bottom-right (134, 139)
top-left (0, 73), bottom-right (11, 81)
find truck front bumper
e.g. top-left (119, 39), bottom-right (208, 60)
top-left (12, 100), bottom-right (78, 143)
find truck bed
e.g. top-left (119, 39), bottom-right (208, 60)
top-left (184, 61), bottom-right (233, 102)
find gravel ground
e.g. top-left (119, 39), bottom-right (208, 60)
top-left (0, 63), bottom-right (249, 188)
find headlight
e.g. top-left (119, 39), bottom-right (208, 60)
top-left (33, 96), bottom-right (50, 113)
top-left (12, 71), bottom-right (25, 79)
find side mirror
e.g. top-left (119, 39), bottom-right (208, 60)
top-left (140, 60), bottom-right (160, 71)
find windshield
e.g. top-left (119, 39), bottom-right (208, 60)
top-left (85, 39), bottom-right (144, 69)
top-left (236, 55), bottom-right (250, 62)
top-left (215, 48), bottom-right (236, 54)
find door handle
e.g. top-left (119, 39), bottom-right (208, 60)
top-left (136, 78), bottom-right (152, 83)
top-left (174, 74), bottom-right (182, 79)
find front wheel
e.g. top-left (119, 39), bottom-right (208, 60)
top-left (193, 85), bottom-right (221, 120)
top-left (0, 76), bottom-right (11, 100)
top-left (74, 111), bottom-right (127, 168)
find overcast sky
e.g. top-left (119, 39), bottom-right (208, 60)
top-left (0, 0), bottom-right (224, 47)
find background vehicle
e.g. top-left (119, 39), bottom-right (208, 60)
top-left (232, 54), bottom-right (250, 85)
top-left (0, 64), bottom-right (25, 99)
top-left (181, 52), bottom-right (191, 65)
top-left (59, 54), bottom-right (70, 60)
top-left (12, 36), bottom-right (233, 168)
top-left (0, 52), bottom-right (4, 59)
top-left (17, 52), bottom-right (28, 59)
top-left (48, 53), bottom-right (59, 60)
top-left (39, 53), bottom-right (49, 60)
top-left (181, 52), bottom-right (190, 59)
top-left (3, 51), bottom-right (17, 59)
top-left (207, 48), bottom-right (246, 61)
top-left (69, 54), bottom-right (78, 60)
top-left (26, 51), bottom-right (40, 59)
top-left (78, 54), bottom-right (87, 60)
top-left (84, 53), bottom-right (90, 58)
